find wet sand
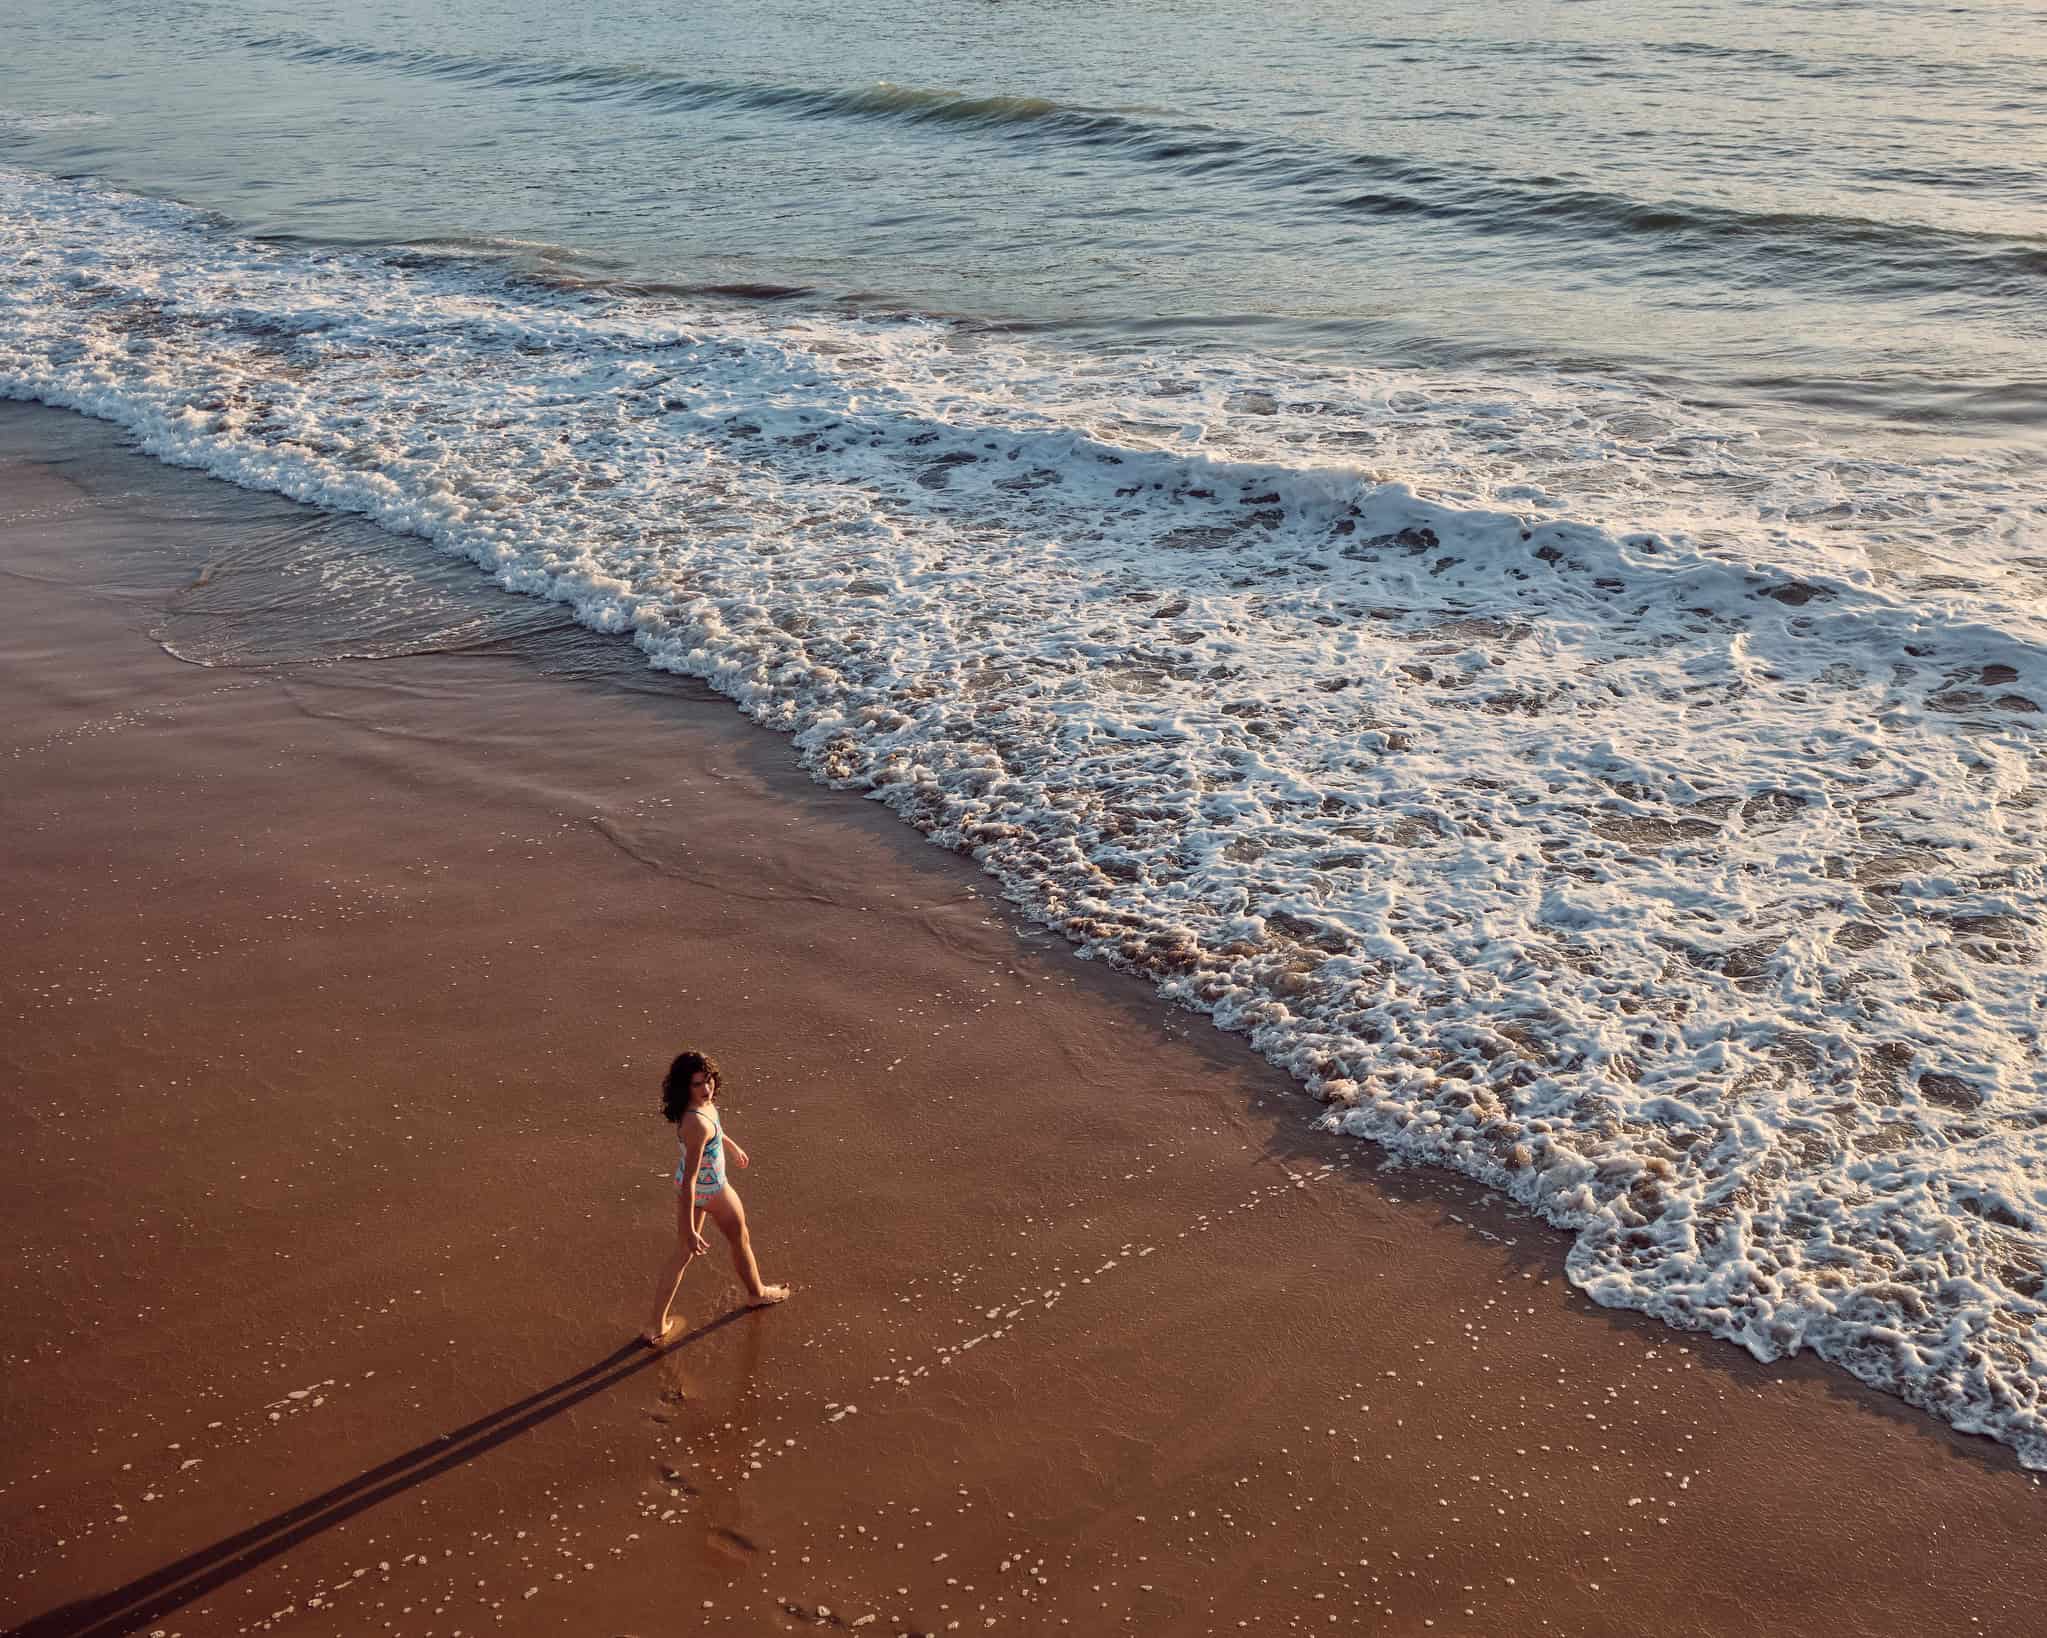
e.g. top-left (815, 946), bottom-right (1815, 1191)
top-left (1, 398), bottom-right (2041, 1638)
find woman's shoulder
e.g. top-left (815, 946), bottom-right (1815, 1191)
top-left (677, 1107), bottom-right (714, 1138)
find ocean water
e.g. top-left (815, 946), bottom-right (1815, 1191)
top-left (4, 0), bottom-right (2045, 1464)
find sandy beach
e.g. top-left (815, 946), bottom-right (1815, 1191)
top-left (2, 397), bottom-right (2041, 1638)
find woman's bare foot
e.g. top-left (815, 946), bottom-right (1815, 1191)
top-left (747, 1285), bottom-right (790, 1308)
top-left (641, 1317), bottom-right (684, 1347)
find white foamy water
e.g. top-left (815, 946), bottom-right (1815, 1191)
top-left (5, 170), bottom-right (2045, 1463)
top-left (0, 109), bottom-right (109, 132)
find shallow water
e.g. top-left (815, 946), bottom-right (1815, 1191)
top-left (4, 0), bottom-right (2045, 1465)
top-left (7, 0), bottom-right (2047, 441)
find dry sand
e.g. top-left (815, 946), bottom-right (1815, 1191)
top-left (2, 399), bottom-right (2041, 1638)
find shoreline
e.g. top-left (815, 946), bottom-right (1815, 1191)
top-left (2, 398), bottom-right (2041, 1638)
top-left (12, 156), bottom-right (2047, 1475)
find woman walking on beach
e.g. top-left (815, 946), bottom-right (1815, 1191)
top-left (643, 1050), bottom-right (789, 1346)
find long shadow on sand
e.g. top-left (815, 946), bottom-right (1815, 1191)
top-left (9, 1314), bottom-right (746, 1638)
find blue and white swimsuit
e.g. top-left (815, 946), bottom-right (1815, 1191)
top-left (677, 1107), bottom-right (727, 1198)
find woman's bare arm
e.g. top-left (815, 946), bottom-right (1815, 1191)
top-left (678, 1113), bottom-right (713, 1249)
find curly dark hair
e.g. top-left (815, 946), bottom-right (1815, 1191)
top-left (661, 1051), bottom-right (720, 1123)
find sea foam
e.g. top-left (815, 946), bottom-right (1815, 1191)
top-left (4, 169), bottom-right (2043, 1463)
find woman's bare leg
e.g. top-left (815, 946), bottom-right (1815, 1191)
top-left (642, 1193), bottom-right (700, 1345)
top-left (705, 1188), bottom-right (787, 1306)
